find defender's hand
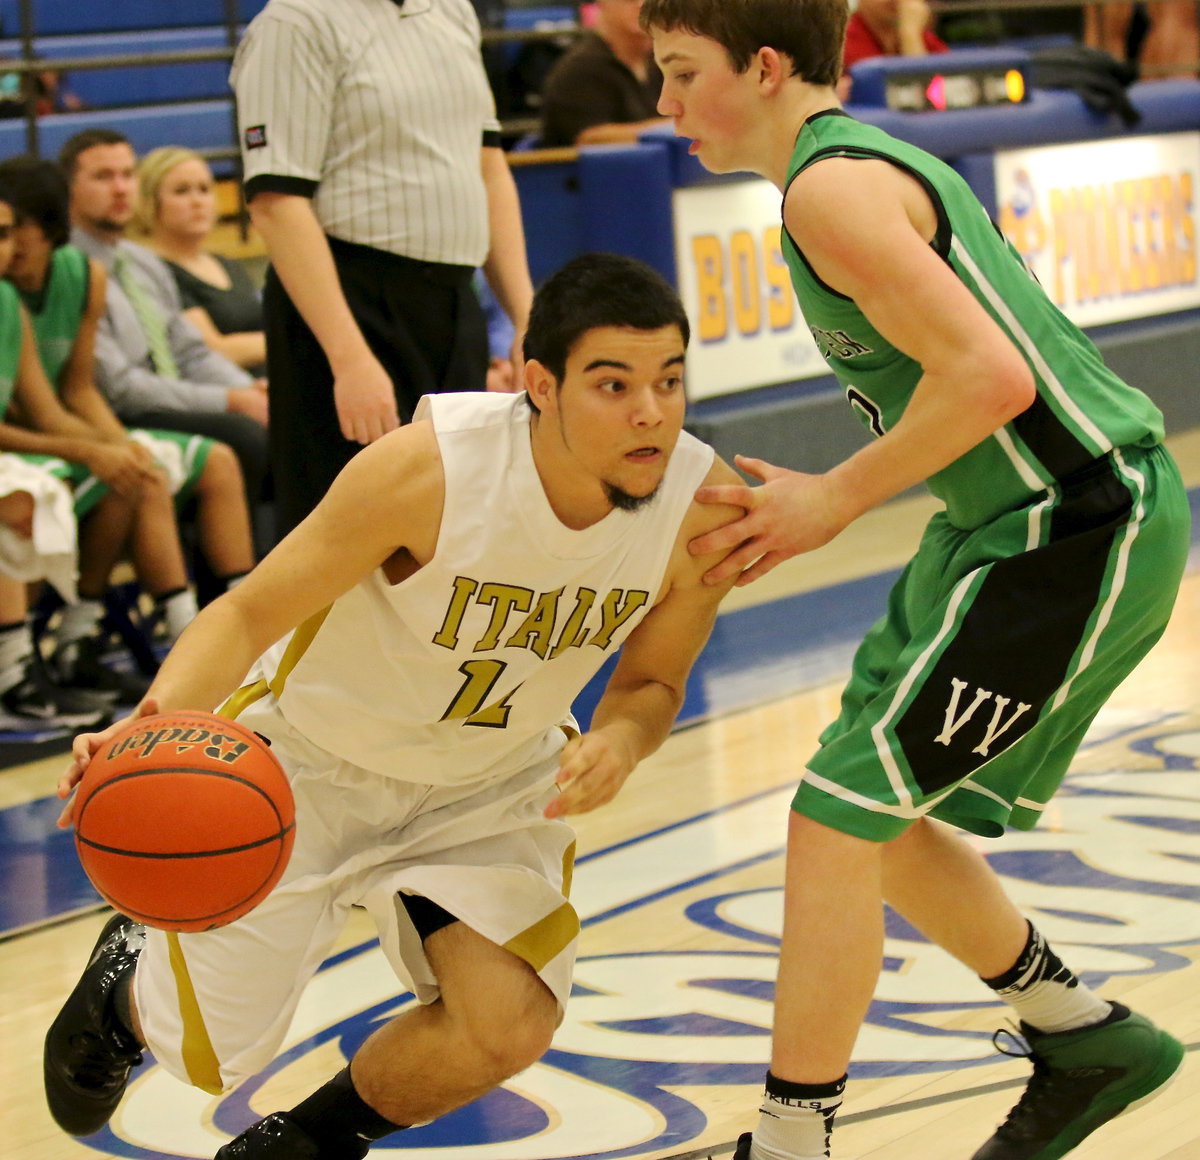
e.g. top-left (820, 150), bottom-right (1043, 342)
top-left (689, 454), bottom-right (850, 586)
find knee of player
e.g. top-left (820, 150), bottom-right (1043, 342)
top-left (139, 469), bottom-right (174, 507)
top-left (201, 441), bottom-right (245, 490)
top-left (0, 489), bottom-right (36, 537)
top-left (9, 509), bottom-right (34, 539)
top-left (451, 979), bottom-right (557, 1081)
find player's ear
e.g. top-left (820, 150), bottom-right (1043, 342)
top-left (757, 47), bottom-right (788, 92)
top-left (524, 358), bottom-right (558, 411)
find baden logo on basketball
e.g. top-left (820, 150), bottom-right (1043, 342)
top-left (105, 722), bottom-right (255, 764)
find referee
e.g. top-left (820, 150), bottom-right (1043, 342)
top-left (232, 0), bottom-right (534, 535)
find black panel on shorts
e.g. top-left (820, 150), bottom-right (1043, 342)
top-left (893, 459), bottom-right (1133, 795)
top-left (400, 892), bottom-right (459, 941)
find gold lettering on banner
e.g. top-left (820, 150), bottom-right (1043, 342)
top-left (1040, 170), bottom-right (1197, 308)
top-left (692, 228), bottom-right (797, 342)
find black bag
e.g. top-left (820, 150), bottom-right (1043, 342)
top-left (1030, 45), bottom-right (1142, 127)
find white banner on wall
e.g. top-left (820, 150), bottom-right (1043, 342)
top-left (672, 181), bottom-right (828, 400)
top-left (674, 133), bottom-right (1200, 400)
top-left (994, 132), bottom-right (1200, 327)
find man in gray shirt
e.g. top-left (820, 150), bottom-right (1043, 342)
top-left (60, 129), bottom-right (270, 532)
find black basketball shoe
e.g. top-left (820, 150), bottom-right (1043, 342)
top-left (215, 1113), bottom-right (325, 1159)
top-left (44, 913), bottom-right (145, 1136)
top-left (49, 635), bottom-right (152, 705)
top-left (0, 652), bottom-right (110, 729)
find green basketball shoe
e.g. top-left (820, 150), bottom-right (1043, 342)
top-left (972, 1002), bottom-right (1185, 1159)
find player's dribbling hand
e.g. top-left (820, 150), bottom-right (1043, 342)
top-left (688, 454), bottom-right (850, 586)
top-left (544, 731), bottom-right (635, 818)
top-left (57, 698), bottom-right (159, 829)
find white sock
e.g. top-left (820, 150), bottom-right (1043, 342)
top-left (983, 923), bottom-right (1111, 1034)
top-left (750, 1072), bottom-right (845, 1160)
top-left (56, 598), bottom-right (104, 646)
top-left (157, 588), bottom-right (199, 642)
top-left (223, 571), bottom-right (250, 591)
top-left (0, 621), bottom-right (32, 693)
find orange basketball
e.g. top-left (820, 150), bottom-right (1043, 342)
top-left (73, 711), bottom-right (295, 933)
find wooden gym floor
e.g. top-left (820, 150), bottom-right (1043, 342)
top-left (3, 430), bottom-right (1199, 1160)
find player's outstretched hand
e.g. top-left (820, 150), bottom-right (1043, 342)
top-left (544, 730), bottom-right (635, 818)
top-left (57, 698), bottom-right (159, 829)
top-left (689, 454), bottom-right (850, 586)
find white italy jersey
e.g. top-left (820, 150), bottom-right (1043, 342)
top-left (229, 392), bottom-right (714, 786)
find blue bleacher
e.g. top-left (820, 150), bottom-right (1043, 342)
top-left (0, 98), bottom-right (235, 163)
top-left (500, 4), bottom-right (576, 67)
top-left (0, 1), bottom-right (265, 36)
top-left (1, 27), bottom-right (234, 107)
top-left (0, 3), bottom-right (576, 163)
top-left (0, 3), bottom-right (259, 164)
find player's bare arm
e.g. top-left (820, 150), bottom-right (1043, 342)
top-left (548, 457), bottom-right (742, 817)
top-left (148, 420), bottom-right (443, 705)
top-left (692, 158), bottom-right (1034, 585)
top-left (58, 422), bottom-right (446, 813)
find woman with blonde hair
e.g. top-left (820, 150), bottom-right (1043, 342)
top-left (135, 147), bottom-right (266, 373)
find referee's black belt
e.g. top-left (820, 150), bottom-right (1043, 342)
top-left (327, 234), bottom-right (476, 288)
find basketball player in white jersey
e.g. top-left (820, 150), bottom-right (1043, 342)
top-left (45, 253), bottom-right (744, 1160)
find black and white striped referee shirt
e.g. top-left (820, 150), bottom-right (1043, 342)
top-left (231, 0), bottom-right (501, 266)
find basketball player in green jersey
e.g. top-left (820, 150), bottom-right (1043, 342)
top-left (642, 2), bottom-right (1191, 1159)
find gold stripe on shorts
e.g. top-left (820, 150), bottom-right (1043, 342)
top-left (166, 932), bottom-right (223, 1095)
top-left (504, 901), bottom-right (580, 972)
top-left (561, 839), bottom-right (576, 898)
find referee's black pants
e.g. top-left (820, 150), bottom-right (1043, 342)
top-left (263, 236), bottom-right (489, 538)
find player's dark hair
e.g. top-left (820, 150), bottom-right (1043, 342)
top-left (0, 155), bottom-right (71, 248)
top-left (58, 127), bottom-right (131, 182)
top-left (523, 252), bottom-right (689, 413)
top-left (640, 0), bottom-right (848, 87)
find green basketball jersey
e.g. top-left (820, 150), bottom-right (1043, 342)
top-left (20, 243), bottom-right (89, 392)
top-left (0, 280), bottom-right (23, 417)
top-left (783, 110), bottom-right (1164, 529)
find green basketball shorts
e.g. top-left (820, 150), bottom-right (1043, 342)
top-left (795, 442), bottom-right (1191, 841)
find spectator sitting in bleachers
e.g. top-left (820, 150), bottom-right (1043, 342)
top-left (133, 147), bottom-right (266, 376)
top-left (58, 129), bottom-right (270, 542)
top-left (0, 178), bottom-right (211, 703)
top-left (0, 154), bottom-right (256, 625)
top-left (0, 469), bottom-right (110, 729)
top-left (539, 0), bottom-right (670, 147)
top-left (1086, 1), bottom-right (1199, 80)
top-left (33, 68), bottom-right (87, 116)
top-left (0, 66), bottom-right (22, 120)
top-left (841, 0), bottom-right (949, 100)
